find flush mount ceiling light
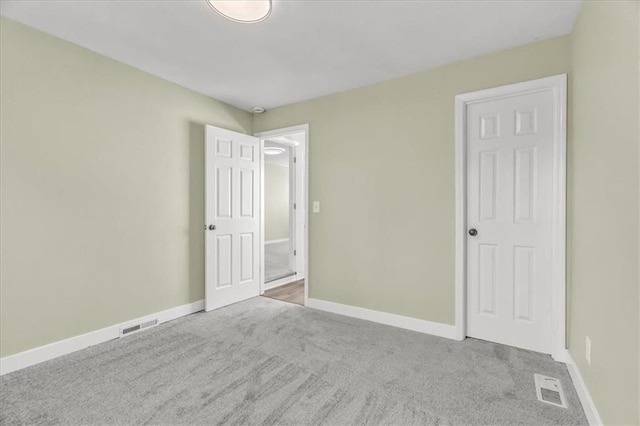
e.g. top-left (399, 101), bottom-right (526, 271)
top-left (206, 0), bottom-right (272, 24)
top-left (264, 147), bottom-right (285, 156)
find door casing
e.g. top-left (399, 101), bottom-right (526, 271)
top-left (454, 75), bottom-right (567, 362)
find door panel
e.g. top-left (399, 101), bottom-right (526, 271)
top-left (216, 235), bottom-right (232, 289)
top-left (240, 232), bottom-right (254, 283)
top-left (479, 151), bottom-right (499, 221)
top-left (466, 90), bottom-right (554, 354)
top-left (206, 126), bottom-right (260, 311)
top-left (513, 245), bottom-right (535, 321)
top-left (216, 166), bottom-right (232, 218)
top-left (240, 169), bottom-right (254, 218)
top-left (514, 148), bottom-right (537, 223)
top-left (478, 243), bottom-right (498, 315)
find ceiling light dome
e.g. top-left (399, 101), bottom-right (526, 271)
top-left (207, 0), bottom-right (272, 24)
top-left (264, 147), bottom-right (285, 156)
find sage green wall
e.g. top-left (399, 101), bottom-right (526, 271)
top-left (254, 36), bottom-right (571, 324)
top-left (3, 8), bottom-right (639, 423)
top-left (0, 18), bottom-right (253, 357)
top-left (568, 2), bottom-right (640, 424)
top-left (265, 164), bottom-right (290, 241)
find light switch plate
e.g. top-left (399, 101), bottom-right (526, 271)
top-left (312, 201), bottom-right (320, 213)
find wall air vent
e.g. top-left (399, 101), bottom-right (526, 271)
top-left (119, 318), bottom-right (159, 337)
top-left (534, 374), bottom-right (567, 408)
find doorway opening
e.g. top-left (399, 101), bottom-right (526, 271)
top-left (256, 125), bottom-right (308, 306)
top-left (263, 141), bottom-right (295, 283)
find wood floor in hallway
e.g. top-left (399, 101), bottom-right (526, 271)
top-left (263, 279), bottom-right (304, 305)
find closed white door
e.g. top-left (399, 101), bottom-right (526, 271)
top-left (205, 125), bottom-right (260, 311)
top-left (466, 90), bottom-right (554, 354)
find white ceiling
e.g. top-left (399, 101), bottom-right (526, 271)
top-left (0, 0), bottom-right (582, 112)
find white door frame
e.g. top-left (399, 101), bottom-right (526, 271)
top-left (255, 124), bottom-right (309, 306)
top-left (454, 74), bottom-right (567, 361)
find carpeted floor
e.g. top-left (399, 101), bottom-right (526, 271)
top-left (0, 297), bottom-right (587, 425)
top-left (265, 241), bottom-right (294, 283)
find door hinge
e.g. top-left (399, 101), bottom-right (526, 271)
top-left (294, 250), bottom-right (297, 256)
top-left (294, 157), bottom-right (297, 163)
top-left (294, 203), bottom-right (296, 210)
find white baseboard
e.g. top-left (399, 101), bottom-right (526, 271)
top-left (306, 298), bottom-right (457, 340)
top-left (0, 299), bottom-right (204, 376)
top-left (263, 274), bottom-right (302, 291)
top-left (563, 350), bottom-right (603, 426)
top-left (265, 238), bottom-right (289, 245)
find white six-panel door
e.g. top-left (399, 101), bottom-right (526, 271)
top-left (205, 125), bottom-right (260, 311)
top-left (466, 90), bottom-right (554, 354)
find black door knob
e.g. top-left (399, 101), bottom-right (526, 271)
top-left (208, 225), bottom-right (216, 231)
top-left (468, 228), bottom-right (478, 236)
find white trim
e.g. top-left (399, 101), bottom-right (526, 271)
top-left (563, 350), bottom-right (603, 426)
top-left (263, 274), bottom-right (300, 291)
top-left (307, 298), bottom-right (457, 340)
top-left (265, 238), bottom-right (289, 245)
top-left (288, 146), bottom-right (296, 273)
top-left (0, 300), bottom-right (204, 376)
top-left (255, 124), bottom-right (309, 306)
top-left (454, 74), bottom-right (567, 360)
top-left (454, 92), bottom-right (467, 342)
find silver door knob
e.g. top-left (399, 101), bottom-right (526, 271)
top-left (208, 225), bottom-right (216, 231)
top-left (468, 228), bottom-right (478, 236)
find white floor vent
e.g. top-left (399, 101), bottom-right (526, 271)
top-left (534, 374), bottom-right (567, 408)
top-left (119, 319), bottom-right (158, 337)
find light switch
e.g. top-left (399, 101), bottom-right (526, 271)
top-left (312, 201), bottom-right (320, 213)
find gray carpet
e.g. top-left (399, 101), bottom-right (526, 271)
top-left (265, 241), bottom-right (294, 283)
top-left (1, 297), bottom-right (587, 425)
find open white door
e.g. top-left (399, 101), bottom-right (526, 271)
top-left (205, 125), bottom-right (260, 311)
